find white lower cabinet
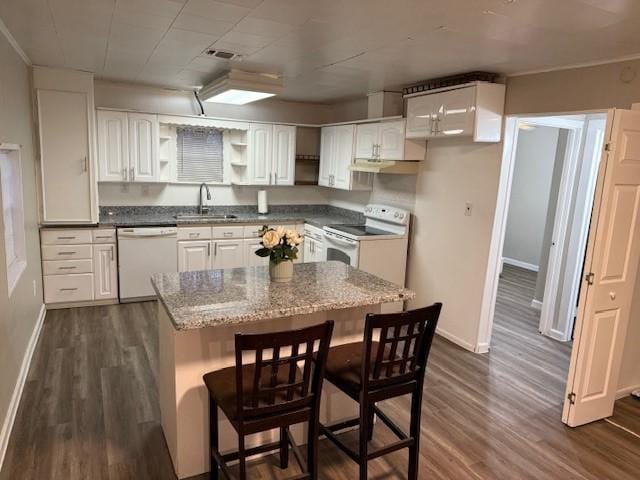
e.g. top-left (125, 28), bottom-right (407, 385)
top-left (93, 244), bottom-right (118, 300)
top-left (303, 224), bottom-right (325, 262)
top-left (41, 228), bottom-right (117, 306)
top-left (178, 240), bottom-right (211, 272)
top-left (213, 239), bottom-right (245, 269)
top-left (245, 239), bottom-right (268, 267)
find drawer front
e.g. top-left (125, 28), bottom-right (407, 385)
top-left (42, 244), bottom-right (92, 260)
top-left (243, 225), bottom-right (265, 238)
top-left (41, 229), bottom-right (92, 245)
top-left (177, 226), bottom-right (212, 240)
top-left (92, 229), bottom-right (116, 243)
top-left (211, 225), bottom-right (244, 239)
top-left (43, 259), bottom-right (93, 275)
top-left (44, 273), bottom-right (94, 304)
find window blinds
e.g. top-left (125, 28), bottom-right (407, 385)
top-left (176, 126), bottom-right (224, 183)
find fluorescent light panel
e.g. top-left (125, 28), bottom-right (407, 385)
top-left (200, 70), bottom-right (283, 105)
top-left (205, 89), bottom-right (276, 105)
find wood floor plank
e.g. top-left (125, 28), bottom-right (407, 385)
top-left (1, 266), bottom-right (639, 479)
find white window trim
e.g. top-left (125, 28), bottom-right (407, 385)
top-left (0, 143), bottom-right (27, 297)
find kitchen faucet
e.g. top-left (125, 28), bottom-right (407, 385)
top-left (199, 183), bottom-right (212, 214)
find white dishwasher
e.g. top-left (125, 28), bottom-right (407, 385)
top-left (117, 227), bottom-right (178, 302)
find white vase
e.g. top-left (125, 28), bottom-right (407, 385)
top-left (269, 259), bottom-right (293, 283)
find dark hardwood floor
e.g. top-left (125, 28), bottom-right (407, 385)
top-left (1, 265), bottom-right (639, 479)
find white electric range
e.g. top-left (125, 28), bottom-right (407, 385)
top-left (323, 204), bottom-right (410, 293)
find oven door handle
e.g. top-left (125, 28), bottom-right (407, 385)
top-left (324, 231), bottom-right (358, 246)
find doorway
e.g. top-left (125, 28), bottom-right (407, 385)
top-left (490, 114), bottom-right (606, 353)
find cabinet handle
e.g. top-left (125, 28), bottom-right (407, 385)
top-left (58, 266), bottom-right (77, 270)
top-left (57, 251), bottom-right (76, 255)
top-left (214, 242), bottom-right (217, 256)
top-left (56, 236), bottom-right (76, 240)
top-left (207, 243), bottom-right (211, 256)
top-left (95, 235), bottom-right (112, 239)
top-left (110, 246), bottom-right (114, 261)
top-left (130, 167), bottom-right (135, 182)
top-left (223, 232), bottom-right (233, 237)
top-left (189, 233), bottom-right (200, 238)
top-left (60, 288), bottom-right (78, 291)
top-left (81, 157), bottom-right (88, 172)
top-left (274, 174), bottom-right (278, 185)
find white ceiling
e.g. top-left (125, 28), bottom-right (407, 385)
top-left (2, 0), bottom-right (640, 103)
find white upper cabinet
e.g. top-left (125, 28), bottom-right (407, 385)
top-left (248, 123), bottom-right (272, 185)
top-left (319, 125), bottom-right (372, 191)
top-left (97, 110), bottom-right (129, 182)
top-left (97, 110), bottom-right (160, 183)
top-left (354, 120), bottom-right (405, 160)
top-left (405, 82), bottom-right (506, 142)
top-left (128, 113), bottom-right (159, 182)
top-left (247, 123), bottom-right (295, 186)
top-left (272, 125), bottom-right (295, 186)
top-left (35, 67), bottom-right (97, 224)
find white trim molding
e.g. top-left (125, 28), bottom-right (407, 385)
top-left (616, 384), bottom-right (640, 400)
top-left (436, 327), bottom-right (477, 353)
top-left (502, 257), bottom-right (539, 272)
top-left (0, 17), bottom-right (30, 66)
top-left (0, 304), bottom-right (45, 470)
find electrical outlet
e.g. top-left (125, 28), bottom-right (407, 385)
top-left (465, 202), bottom-right (473, 216)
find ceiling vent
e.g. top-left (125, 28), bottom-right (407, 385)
top-left (205, 49), bottom-right (241, 61)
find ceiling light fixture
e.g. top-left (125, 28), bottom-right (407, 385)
top-left (199, 69), bottom-right (283, 105)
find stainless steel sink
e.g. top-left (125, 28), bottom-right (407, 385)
top-left (174, 214), bottom-right (238, 220)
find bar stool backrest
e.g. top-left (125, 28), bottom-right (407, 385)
top-left (362, 303), bottom-right (442, 391)
top-left (234, 320), bottom-right (334, 421)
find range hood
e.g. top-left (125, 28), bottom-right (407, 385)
top-left (349, 159), bottom-right (419, 174)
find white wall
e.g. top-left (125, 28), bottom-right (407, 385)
top-left (0, 33), bottom-right (44, 464)
top-left (503, 126), bottom-right (560, 268)
top-left (407, 138), bottom-right (502, 351)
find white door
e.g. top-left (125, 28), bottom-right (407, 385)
top-left (378, 120), bottom-right (405, 160)
top-left (248, 123), bottom-right (273, 185)
top-left (272, 125), bottom-right (295, 186)
top-left (97, 110), bottom-right (129, 182)
top-left (245, 239), bottom-right (269, 267)
top-left (213, 239), bottom-right (246, 269)
top-left (333, 125), bottom-right (355, 190)
top-left (178, 241), bottom-right (211, 272)
top-left (319, 126), bottom-right (335, 187)
top-left (406, 94), bottom-right (439, 138)
top-left (93, 243), bottom-right (118, 300)
top-left (439, 87), bottom-right (475, 137)
top-left (128, 113), bottom-right (159, 182)
top-left (37, 89), bottom-right (95, 223)
top-left (564, 109), bottom-right (640, 427)
top-left (354, 123), bottom-right (378, 159)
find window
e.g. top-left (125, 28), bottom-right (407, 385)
top-left (176, 126), bottom-right (224, 183)
top-left (0, 145), bottom-right (27, 296)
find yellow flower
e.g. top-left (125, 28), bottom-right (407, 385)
top-left (262, 230), bottom-right (281, 248)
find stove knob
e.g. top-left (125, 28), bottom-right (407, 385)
top-left (394, 212), bottom-right (400, 218)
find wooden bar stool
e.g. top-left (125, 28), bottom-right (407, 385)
top-left (203, 320), bottom-right (334, 480)
top-left (319, 304), bottom-right (442, 480)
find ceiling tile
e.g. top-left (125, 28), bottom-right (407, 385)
top-left (59, 31), bottom-right (108, 71)
top-left (248, 0), bottom-right (314, 26)
top-left (187, 55), bottom-right (230, 73)
top-left (183, 0), bottom-right (250, 23)
top-left (215, 0), bottom-right (262, 7)
top-left (108, 22), bottom-right (166, 53)
top-left (117, 0), bottom-right (186, 18)
top-left (112, 5), bottom-right (176, 30)
top-left (233, 17), bottom-right (295, 38)
top-left (156, 28), bottom-right (219, 57)
top-left (48, 0), bottom-right (115, 37)
top-left (172, 13), bottom-right (234, 37)
top-left (207, 40), bottom-right (262, 56)
top-left (217, 30), bottom-right (274, 49)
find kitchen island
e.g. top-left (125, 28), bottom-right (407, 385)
top-left (152, 261), bottom-right (414, 479)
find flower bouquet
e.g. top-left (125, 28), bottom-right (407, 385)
top-left (255, 225), bottom-right (303, 282)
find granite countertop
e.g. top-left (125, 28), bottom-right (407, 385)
top-left (97, 205), bottom-right (364, 229)
top-left (151, 261), bottom-right (415, 330)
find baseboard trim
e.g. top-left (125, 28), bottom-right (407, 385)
top-left (616, 384), bottom-right (640, 400)
top-left (0, 304), bottom-right (45, 471)
top-left (531, 299), bottom-right (543, 311)
top-left (435, 327), bottom-right (476, 353)
top-left (502, 257), bottom-right (539, 272)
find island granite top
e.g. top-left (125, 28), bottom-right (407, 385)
top-left (151, 261), bottom-right (415, 331)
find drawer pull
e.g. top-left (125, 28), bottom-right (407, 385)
top-left (95, 235), bottom-right (112, 239)
top-left (223, 232), bottom-right (233, 237)
top-left (189, 233), bottom-right (200, 238)
top-left (59, 288), bottom-right (78, 291)
top-left (57, 251), bottom-right (77, 255)
top-left (57, 236), bottom-right (76, 240)
top-left (58, 266), bottom-right (77, 270)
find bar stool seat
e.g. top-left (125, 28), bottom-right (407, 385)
top-left (204, 363), bottom-right (303, 420)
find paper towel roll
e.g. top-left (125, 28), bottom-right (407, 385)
top-left (258, 189), bottom-right (268, 214)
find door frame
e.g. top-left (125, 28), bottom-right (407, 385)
top-left (476, 109), bottom-right (608, 352)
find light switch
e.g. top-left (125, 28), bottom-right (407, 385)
top-left (465, 202), bottom-right (473, 216)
